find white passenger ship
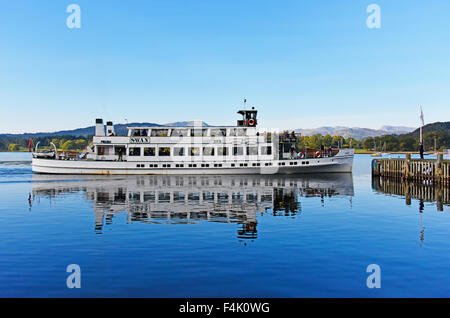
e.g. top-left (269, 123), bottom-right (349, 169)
top-left (31, 108), bottom-right (354, 175)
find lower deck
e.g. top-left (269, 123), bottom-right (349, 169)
top-left (32, 150), bottom-right (354, 175)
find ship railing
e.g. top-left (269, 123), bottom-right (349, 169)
top-left (281, 148), bottom-right (338, 160)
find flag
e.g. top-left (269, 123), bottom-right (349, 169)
top-left (28, 138), bottom-right (33, 152)
top-left (420, 106), bottom-right (424, 126)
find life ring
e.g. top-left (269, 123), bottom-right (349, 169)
top-left (297, 152), bottom-right (305, 159)
top-left (315, 151), bottom-right (322, 158)
top-left (248, 119), bottom-right (255, 126)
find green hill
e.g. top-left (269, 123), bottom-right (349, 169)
top-left (408, 122), bottom-right (450, 137)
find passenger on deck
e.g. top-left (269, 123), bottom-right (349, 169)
top-left (290, 145), bottom-right (295, 159)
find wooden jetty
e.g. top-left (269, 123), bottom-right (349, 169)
top-left (372, 154), bottom-right (450, 186)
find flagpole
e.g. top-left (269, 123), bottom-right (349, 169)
top-left (420, 126), bottom-right (422, 144)
top-left (419, 106), bottom-right (424, 145)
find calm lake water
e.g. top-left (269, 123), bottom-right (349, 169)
top-left (0, 152), bottom-right (449, 297)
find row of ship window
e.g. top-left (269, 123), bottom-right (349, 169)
top-left (129, 128), bottom-right (254, 137)
top-left (125, 146), bottom-right (272, 157)
top-left (135, 162), bottom-right (276, 168)
top-left (278, 161), bottom-right (310, 166)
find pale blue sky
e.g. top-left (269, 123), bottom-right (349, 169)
top-left (1, 0), bottom-right (449, 133)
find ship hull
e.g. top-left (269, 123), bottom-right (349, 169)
top-left (32, 153), bottom-right (354, 175)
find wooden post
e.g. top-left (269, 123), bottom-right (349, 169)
top-left (405, 153), bottom-right (411, 180)
top-left (436, 154), bottom-right (443, 184)
top-left (405, 181), bottom-right (411, 205)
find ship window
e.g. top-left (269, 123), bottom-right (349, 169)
top-left (217, 147), bottom-right (228, 156)
top-left (233, 146), bottom-right (243, 156)
top-left (129, 192), bottom-right (141, 201)
top-left (158, 147), bottom-right (170, 156)
top-left (171, 129), bottom-right (188, 137)
top-left (247, 146), bottom-right (258, 155)
top-left (210, 128), bottom-right (227, 137)
top-left (131, 129), bottom-right (148, 136)
top-left (144, 147), bottom-right (156, 156)
top-left (151, 129), bottom-right (169, 137)
top-left (261, 146), bottom-right (272, 155)
top-left (114, 146), bottom-right (126, 155)
top-left (189, 147), bottom-right (200, 156)
top-left (230, 128), bottom-right (246, 136)
top-left (97, 146), bottom-right (105, 155)
top-left (129, 147), bottom-right (141, 156)
top-left (174, 147), bottom-right (185, 156)
top-left (191, 129), bottom-right (207, 137)
top-left (203, 147), bottom-right (214, 156)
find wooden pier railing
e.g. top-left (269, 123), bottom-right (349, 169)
top-left (372, 154), bottom-right (450, 186)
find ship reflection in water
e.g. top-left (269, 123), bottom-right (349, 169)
top-left (32, 174), bottom-right (354, 241)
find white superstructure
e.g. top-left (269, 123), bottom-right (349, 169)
top-left (32, 108), bottom-right (354, 175)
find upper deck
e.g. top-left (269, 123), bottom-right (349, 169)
top-left (125, 126), bottom-right (258, 138)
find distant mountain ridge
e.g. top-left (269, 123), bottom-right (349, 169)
top-left (0, 122), bottom-right (418, 140)
top-left (0, 121), bottom-right (210, 138)
top-left (295, 126), bottom-right (416, 140)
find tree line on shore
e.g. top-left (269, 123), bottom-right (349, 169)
top-left (289, 131), bottom-right (449, 152)
top-left (0, 135), bottom-right (91, 152)
top-left (0, 130), bottom-right (448, 152)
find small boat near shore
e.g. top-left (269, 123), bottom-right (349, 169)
top-left (33, 150), bottom-right (55, 159)
top-left (31, 107), bottom-right (354, 175)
